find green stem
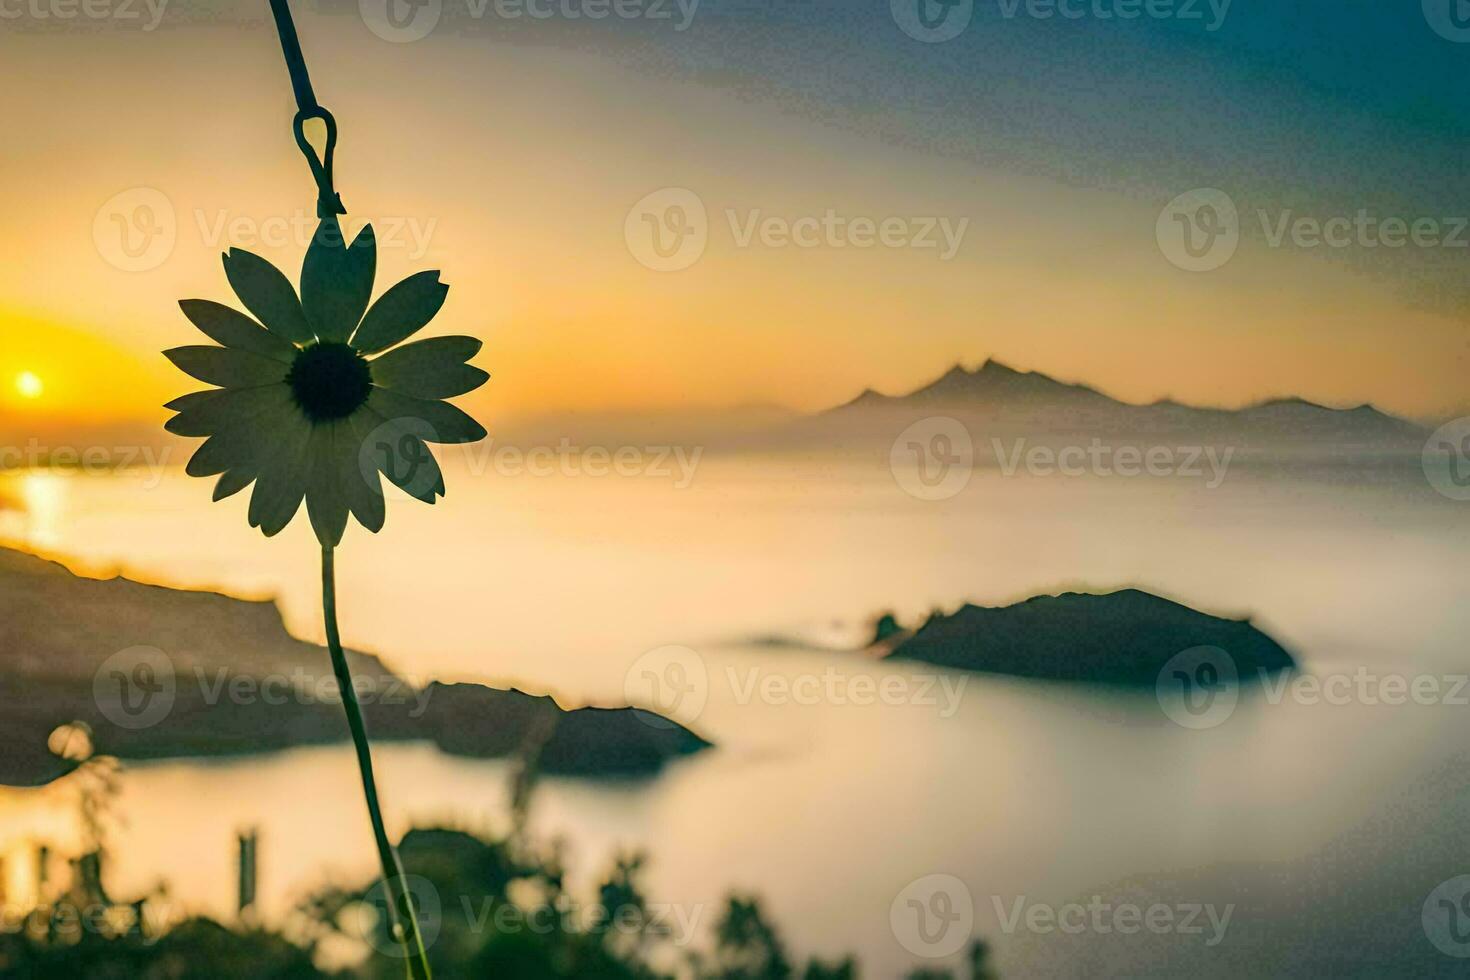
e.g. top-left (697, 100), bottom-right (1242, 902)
top-left (322, 545), bottom-right (432, 980)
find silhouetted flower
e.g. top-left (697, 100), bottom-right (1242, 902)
top-left (164, 218), bottom-right (488, 545)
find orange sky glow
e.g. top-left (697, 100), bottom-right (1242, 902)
top-left (3, 21), bottom-right (1468, 443)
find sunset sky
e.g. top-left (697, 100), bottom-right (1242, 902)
top-left (3, 0), bottom-right (1469, 440)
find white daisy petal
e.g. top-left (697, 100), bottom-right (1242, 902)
top-left (248, 416), bottom-right (312, 536)
top-left (250, 400), bottom-right (309, 458)
top-left (367, 388), bottom-right (487, 445)
top-left (213, 468), bottom-right (257, 502)
top-left (359, 407), bottom-right (445, 503)
top-left (259, 470), bottom-right (309, 536)
top-left (342, 412), bottom-right (386, 532)
top-left (350, 271), bottom-right (448, 355)
top-left (185, 427), bottom-right (257, 477)
top-left (306, 425), bottom-right (350, 547)
top-left (165, 346), bottom-right (289, 389)
top-left (302, 219), bottom-right (376, 343)
top-left (370, 336), bottom-right (488, 400)
top-left (223, 248), bottom-right (315, 344)
top-left (184, 397), bottom-right (292, 476)
top-left (179, 300), bottom-right (298, 362)
top-left (166, 384), bottom-right (292, 438)
top-left (165, 389), bottom-right (227, 414)
top-left (247, 464), bottom-right (286, 530)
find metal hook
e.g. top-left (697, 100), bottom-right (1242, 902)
top-left (293, 106), bottom-right (346, 218)
top-left (271, 0), bottom-right (346, 217)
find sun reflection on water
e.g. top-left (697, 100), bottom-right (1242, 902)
top-left (0, 471), bottom-right (66, 551)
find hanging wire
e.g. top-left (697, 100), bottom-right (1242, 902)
top-left (267, 0), bottom-right (346, 217)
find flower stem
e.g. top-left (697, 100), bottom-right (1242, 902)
top-left (321, 545), bottom-right (432, 980)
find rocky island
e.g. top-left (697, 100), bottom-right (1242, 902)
top-left (883, 588), bottom-right (1297, 685)
top-left (0, 547), bottom-right (710, 787)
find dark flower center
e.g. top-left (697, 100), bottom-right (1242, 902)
top-left (287, 343), bottom-right (372, 423)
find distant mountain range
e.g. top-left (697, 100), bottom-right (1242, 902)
top-left (757, 358), bottom-right (1425, 454)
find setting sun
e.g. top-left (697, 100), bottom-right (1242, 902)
top-left (15, 371), bottom-right (42, 399)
